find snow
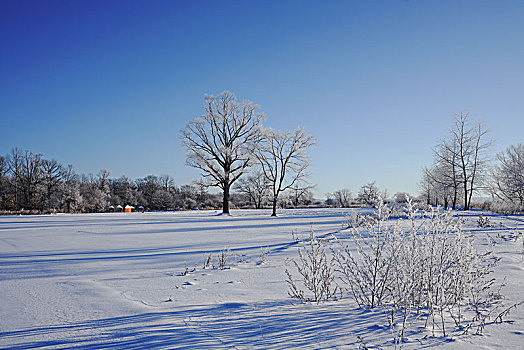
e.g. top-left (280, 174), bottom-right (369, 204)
top-left (0, 208), bottom-right (522, 349)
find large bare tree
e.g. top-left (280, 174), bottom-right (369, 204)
top-left (182, 91), bottom-right (264, 214)
top-left (256, 127), bottom-right (316, 216)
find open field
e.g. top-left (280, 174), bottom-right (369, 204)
top-left (1, 209), bottom-right (523, 349)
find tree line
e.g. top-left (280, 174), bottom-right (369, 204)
top-left (0, 147), bottom-right (317, 214)
top-left (2, 93), bottom-right (522, 214)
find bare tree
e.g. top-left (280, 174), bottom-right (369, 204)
top-left (492, 143), bottom-right (524, 207)
top-left (0, 156), bottom-right (10, 210)
top-left (41, 159), bottom-right (63, 210)
top-left (448, 112), bottom-right (491, 210)
top-left (59, 164), bottom-right (80, 213)
top-left (419, 168), bottom-right (434, 205)
top-left (423, 164), bottom-right (458, 209)
top-left (256, 127), bottom-right (316, 216)
top-left (158, 174), bottom-right (175, 192)
top-left (358, 181), bottom-right (380, 206)
top-left (79, 169), bottom-right (111, 212)
top-left (233, 170), bottom-right (269, 209)
top-left (424, 112), bottom-right (491, 210)
top-left (430, 138), bottom-right (462, 209)
top-left (7, 148), bottom-right (45, 209)
top-left (333, 188), bottom-right (352, 207)
top-left (181, 91), bottom-right (264, 214)
top-left (288, 183), bottom-right (315, 207)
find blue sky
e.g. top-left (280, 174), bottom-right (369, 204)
top-left (1, 0), bottom-right (523, 197)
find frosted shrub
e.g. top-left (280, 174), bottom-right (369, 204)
top-left (334, 197), bottom-right (513, 341)
top-left (335, 199), bottom-right (397, 308)
top-left (286, 231), bottom-right (339, 303)
top-left (343, 210), bottom-right (365, 228)
top-left (203, 252), bottom-right (213, 269)
top-left (218, 247), bottom-right (230, 270)
top-left (477, 214), bottom-right (492, 228)
top-left (257, 247), bottom-right (269, 265)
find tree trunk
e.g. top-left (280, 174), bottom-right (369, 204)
top-left (467, 180), bottom-right (475, 210)
top-left (271, 196), bottom-right (278, 216)
top-left (463, 180), bottom-right (469, 210)
top-left (222, 185), bottom-right (230, 214)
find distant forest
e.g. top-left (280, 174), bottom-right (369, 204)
top-left (0, 148), bottom-right (318, 214)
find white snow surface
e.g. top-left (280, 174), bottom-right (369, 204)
top-left (0, 208), bottom-right (523, 349)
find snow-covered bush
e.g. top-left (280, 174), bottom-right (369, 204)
top-left (334, 198), bottom-right (512, 340)
top-left (203, 252), bottom-right (213, 269)
top-left (477, 214), bottom-right (492, 228)
top-left (343, 210), bottom-right (366, 228)
top-left (218, 247), bottom-right (230, 270)
top-left (257, 247), bottom-right (269, 265)
top-left (285, 231), bottom-right (339, 303)
top-left (335, 199), bottom-right (397, 308)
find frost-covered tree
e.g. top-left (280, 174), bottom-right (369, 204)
top-left (110, 176), bottom-right (138, 207)
top-left (452, 112), bottom-right (491, 209)
top-left (419, 169), bottom-right (434, 206)
top-left (233, 170), bottom-right (269, 209)
top-left (430, 138), bottom-right (462, 209)
top-left (424, 163), bottom-right (460, 209)
top-left (492, 143), bottom-right (524, 207)
top-left (442, 112), bottom-right (490, 209)
top-left (288, 184), bottom-right (315, 207)
top-left (333, 188), bottom-right (352, 207)
top-left (423, 112), bottom-right (491, 210)
top-left (181, 91), bottom-right (264, 214)
top-left (135, 175), bottom-right (176, 210)
top-left (41, 159), bottom-right (63, 210)
top-left (358, 181), bottom-right (380, 206)
top-left (0, 156), bottom-right (11, 210)
top-left (58, 164), bottom-right (81, 213)
top-left (392, 192), bottom-right (414, 204)
top-left (256, 127), bottom-right (316, 216)
top-left (6, 148), bottom-right (45, 209)
top-left (79, 170), bottom-right (111, 212)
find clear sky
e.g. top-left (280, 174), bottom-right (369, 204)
top-left (1, 0), bottom-right (523, 198)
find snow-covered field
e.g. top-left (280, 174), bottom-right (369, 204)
top-left (0, 208), bottom-right (522, 349)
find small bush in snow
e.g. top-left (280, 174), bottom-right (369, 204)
top-left (343, 210), bottom-right (367, 228)
top-left (203, 253), bottom-right (213, 269)
top-left (477, 214), bottom-right (492, 228)
top-left (257, 247), bottom-right (269, 265)
top-left (335, 199), bottom-right (396, 308)
top-left (218, 247), bottom-right (230, 270)
top-left (285, 231), bottom-right (339, 303)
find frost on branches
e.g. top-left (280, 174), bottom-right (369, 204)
top-left (286, 197), bottom-right (520, 344)
top-left (285, 231), bottom-right (340, 304)
top-left (181, 91), bottom-right (264, 214)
